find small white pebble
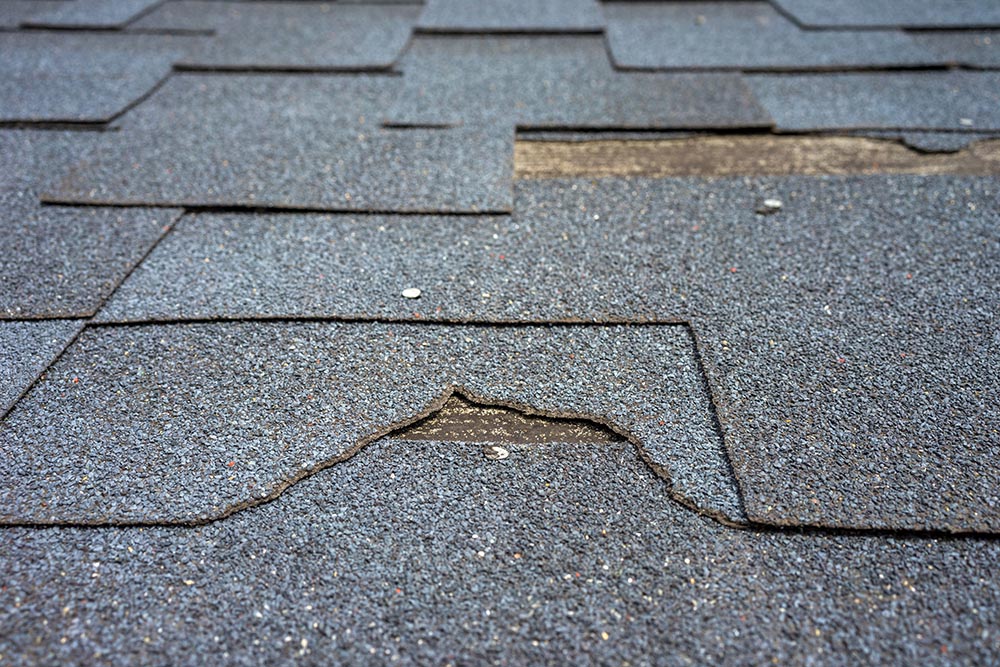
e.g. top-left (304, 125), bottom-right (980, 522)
top-left (401, 288), bottom-right (422, 299)
top-left (483, 445), bottom-right (509, 461)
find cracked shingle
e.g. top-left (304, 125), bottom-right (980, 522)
top-left (0, 322), bottom-right (740, 525)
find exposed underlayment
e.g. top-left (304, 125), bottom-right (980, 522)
top-left (514, 135), bottom-right (1000, 179)
top-left (397, 392), bottom-right (623, 445)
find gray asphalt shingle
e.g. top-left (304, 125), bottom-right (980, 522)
top-left (0, 322), bottom-right (740, 525)
top-left (748, 71), bottom-right (1000, 131)
top-left (0, 0), bottom-right (67, 28)
top-left (911, 31), bottom-right (1000, 69)
top-left (0, 33), bottom-right (188, 123)
top-left (416, 0), bottom-right (605, 33)
top-left (0, 191), bottom-right (181, 318)
top-left (21, 0), bottom-right (162, 29)
top-left (604, 2), bottom-right (937, 71)
top-left (132, 2), bottom-right (419, 70)
top-left (92, 176), bottom-right (1000, 533)
top-left (772, 0), bottom-right (1000, 29)
top-left (386, 36), bottom-right (772, 129)
top-left (1, 436), bottom-right (997, 665)
top-left (0, 320), bottom-right (82, 416)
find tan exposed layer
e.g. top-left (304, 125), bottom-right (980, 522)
top-left (397, 394), bottom-right (622, 445)
top-left (514, 136), bottom-right (1000, 179)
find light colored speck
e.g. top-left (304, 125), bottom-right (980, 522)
top-left (402, 288), bottom-right (422, 299)
top-left (483, 445), bottom-right (509, 461)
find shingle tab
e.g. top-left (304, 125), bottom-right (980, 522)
top-left (0, 33), bottom-right (189, 123)
top-left (772, 0), bottom-right (1000, 29)
top-left (132, 2), bottom-right (419, 70)
top-left (387, 36), bottom-right (772, 129)
top-left (416, 0), bottom-right (605, 33)
top-left (748, 71), bottom-right (1000, 131)
top-left (0, 320), bottom-right (82, 416)
top-left (911, 31), bottom-right (1000, 69)
top-left (0, 0), bottom-right (68, 28)
top-left (0, 322), bottom-right (739, 525)
top-left (605, 2), bottom-right (938, 71)
top-left (22, 0), bottom-right (164, 29)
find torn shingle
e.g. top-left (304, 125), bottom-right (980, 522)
top-left (747, 71), bottom-right (1000, 132)
top-left (771, 0), bottom-right (1000, 29)
top-left (92, 177), bottom-right (1000, 533)
top-left (21, 0), bottom-right (163, 29)
top-left (386, 36), bottom-right (772, 129)
top-left (2, 435), bottom-right (1000, 664)
top-left (0, 322), bottom-right (741, 525)
top-left (0, 33), bottom-right (191, 124)
top-left (0, 320), bottom-right (82, 416)
top-left (604, 2), bottom-right (937, 71)
top-left (415, 0), bottom-right (605, 33)
top-left (132, 2), bottom-right (419, 70)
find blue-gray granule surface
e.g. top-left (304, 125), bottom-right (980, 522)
top-left (748, 71), bottom-right (1000, 132)
top-left (0, 436), bottom-right (998, 666)
top-left (132, 2), bottom-right (419, 70)
top-left (94, 176), bottom-right (1000, 533)
top-left (0, 32), bottom-right (192, 123)
top-left (41, 72), bottom-right (513, 212)
top-left (603, 2), bottom-right (937, 71)
top-left (21, 0), bottom-right (161, 28)
top-left (911, 31), bottom-right (1000, 69)
top-left (0, 319), bottom-right (81, 416)
top-left (42, 123), bottom-right (514, 212)
top-left (415, 0), bottom-right (604, 33)
top-left (386, 35), bottom-right (772, 129)
top-left (771, 0), bottom-right (1000, 29)
top-left (0, 0), bottom-right (66, 28)
top-left (0, 191), bottom-right (180, 318)
top-left (0, 322), bottom-right (742, 525)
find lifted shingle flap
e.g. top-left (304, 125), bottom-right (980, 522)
top-left (93, 177), bottom-right (1000, 533)
top-left (0, 320), bottom-right (82, 417)
top-left (21, 0), bottom-right (162, 29)
top-left (0, 33), bottom-right (191, 124)
top-left (132, 2), bottom-right (419, 70)
top-left (3, 436), bottom-right (999, 665)
top-left (604, 2), bottom-right (938, 71)
top-left (748, 71), bottom-right (1000, 132)
top-left (386, 36), bottom-right (772, 129)
top-left (0, 323), bottom-right (742, 526)
top-left (416, 0), bottom-right (605, 33)
top-left (772, 0), bottom-right (1000, 29)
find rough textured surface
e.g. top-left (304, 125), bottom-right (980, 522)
top-left (1, 436), bottom-right (998, 666)
top-left (0, 33), bottom-right (186, 123)
top-left (855, 130), bottom-right (1000, 153)
top-left (94, 177), bottom-right (1000, 533)
top-left (387, 36), bottom-right (772, 129)
top-left (604, 2), bottom-right (937, 71)
top-left (21, 0), bottom-right (162, 28)
top-left (0, 0), bottom-right (68, 28)
top-left (0, 320), bottom-right (81, 417)
top-left (41, 73), bottom-right (512, 212)
top-left (132, 2), bottom-right (419, 70)
top-left (0, 322), bottom-right (740, 525)
top-left (0, 191), bottom-right (180, 318)
top-left (416, 0), bottom-right (604, 33)
top-left (772, 0), bottom-right (1000, 29)
top-left (911, 32), bottom-right (1000, 69)
top-left (44, 123), bottom-right (513, 212)
top-left (749, 72), bottom-right (1000, 131)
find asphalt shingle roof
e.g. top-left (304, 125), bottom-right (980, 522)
top-left (2, 0), bottom-right (999, 662)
